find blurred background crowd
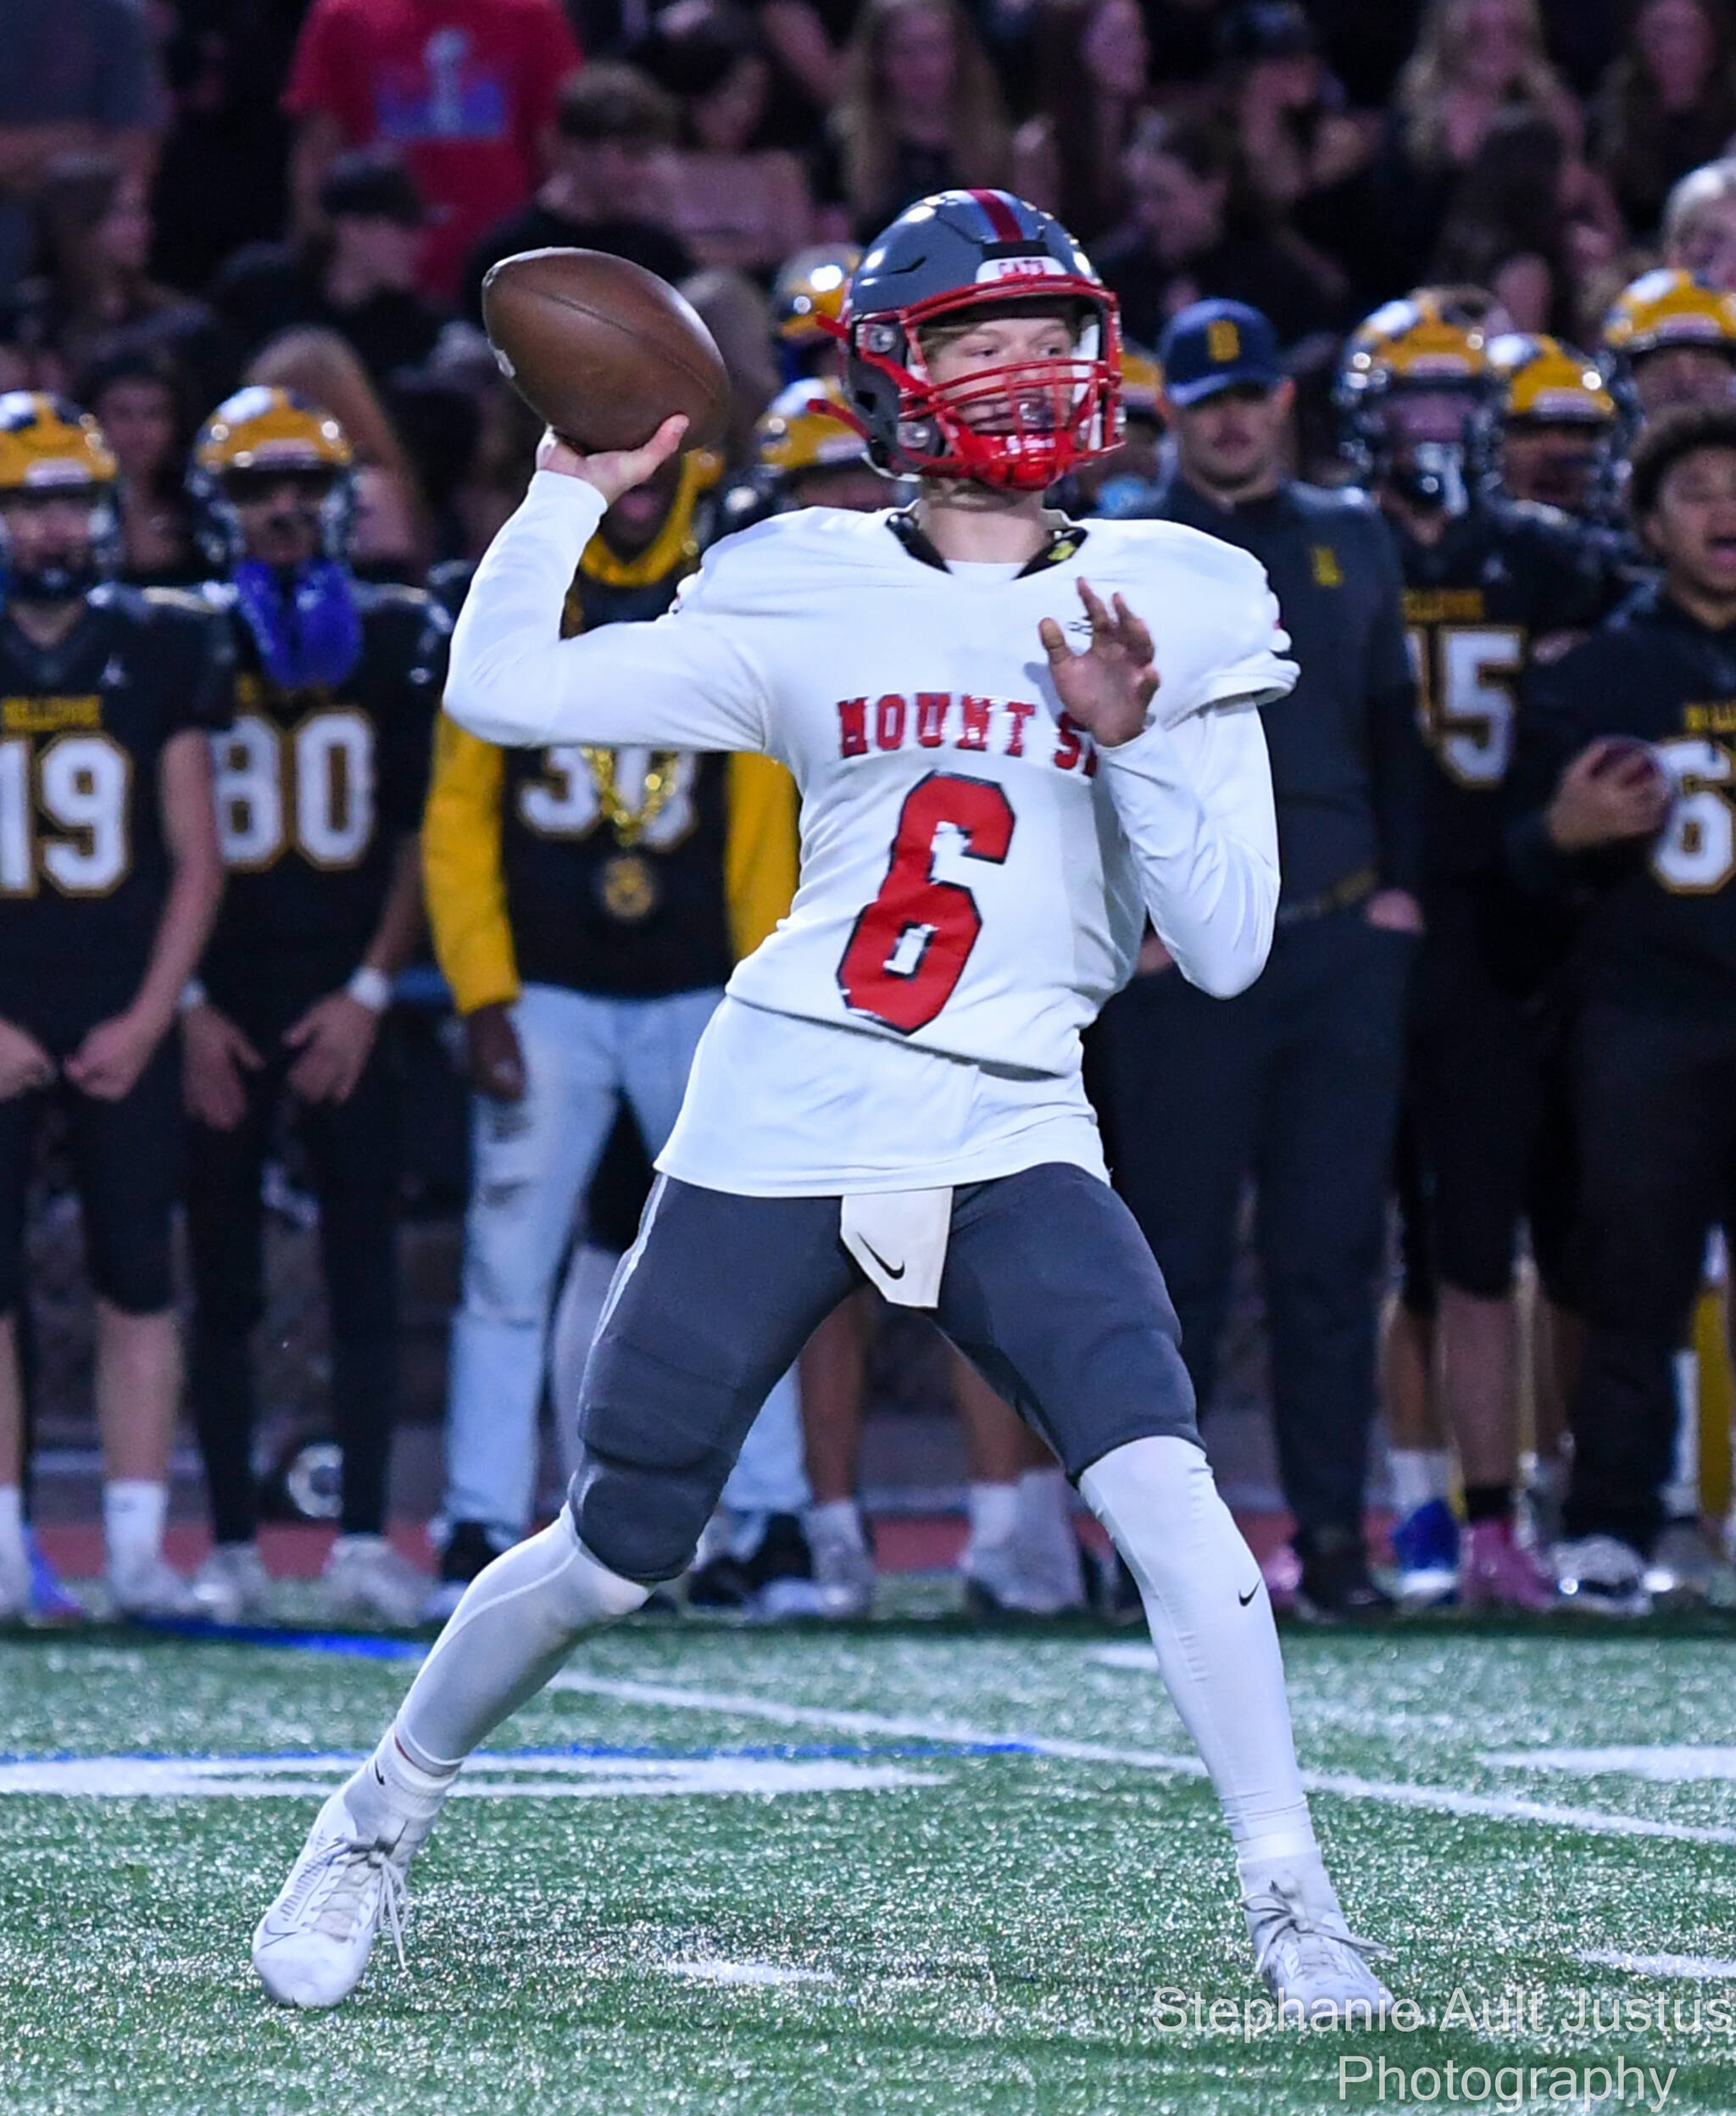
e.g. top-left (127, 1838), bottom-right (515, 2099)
top-left (8, 0), bottom-right (1736, 1636)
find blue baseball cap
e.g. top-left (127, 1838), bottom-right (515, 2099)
top-left (1157, 299), bottom-right (1284, 405)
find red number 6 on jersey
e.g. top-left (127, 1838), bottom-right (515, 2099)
top-left (837, 772), bottom-right (1016, 1033)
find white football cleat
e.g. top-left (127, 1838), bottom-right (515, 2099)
top-left (253, 1785), bottom-right (419, 2009)
top-left (1554, 1534), bottom-right (1650, 1615)
top-left (321, 1535), bottom-right (429, 1629)
top-left (108, 1552), bottom-right (201, 1621)
top-left (192, 1542), bottom-right (275, 1626)
top-left (1244, 1870), bottom-right (1394, 2020)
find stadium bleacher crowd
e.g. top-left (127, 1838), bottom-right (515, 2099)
top-left (3, 0), bottom-right (1736, 1631)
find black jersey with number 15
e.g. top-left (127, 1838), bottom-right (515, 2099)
top-left (0, 585), bottom-right (233, 1039)
top-left (1396, 498), bottom-right (1614, 882)
top-left (201, 582), bottom-right (448, 1006)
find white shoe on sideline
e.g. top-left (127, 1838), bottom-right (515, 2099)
top-left (1244, 1869), bottom-right (1394, 2019)
top-left (321, 1536), bottom-right (429, 1629)
top-left (192, 1543), bottom-right (275, 1626)
top-left (1554, 1534), bottom-right (1650, 1615)
top-left (806, 1508), bottom-right (876, 1618)
top-left (108, 1553), bottom-right (201, 1621)
top-left (0, 1525), bottom-right (28, 1622)
top-left (253, 1785), bottom-right (421, 2008)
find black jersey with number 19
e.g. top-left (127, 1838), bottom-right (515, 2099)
top-left (201, 581), bottom-right (448, 1015)
top-left (0, 585), bottom-right (233, 1044)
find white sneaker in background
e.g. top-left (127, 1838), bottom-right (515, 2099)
top-left (1645, 1518), bottom-right (1735, 1605)
top-left (1009, 1468), bottom-right (1087, 1615)
top-left (805, 1503), bottom-right (876, 1618)
top-left (321, 1536), bottom-right (429, 1629)
top-left (1553, 1534), bottom-right (1650, 1615)
top-left (0, 1521), bottom-right (28, 1621)
top-left (108, 1553), bottom-right (201, 1621)
top-left (192, 1542), bottom-right (275, 1626)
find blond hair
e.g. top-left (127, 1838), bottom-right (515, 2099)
top-left (1664, 157), bottom-right (1736, 261)
top-left (1397, 0), bottom-right (1566, 169)
top-left (832, 0), bottom-right (1011, 231)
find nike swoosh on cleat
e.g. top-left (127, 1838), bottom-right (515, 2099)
top-left (1238, 1583), bottom-right (1260, 1606)
top-left (861, 1240), bottom-right (906, 1282)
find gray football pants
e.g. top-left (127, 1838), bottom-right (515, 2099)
top-left (568, 1161), bottom-right (1202, 1583)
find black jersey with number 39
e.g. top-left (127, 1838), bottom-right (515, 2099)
top-left (0, 584), bottom-right (233, 1033)
top-left (202, 581), bottom-right (448, 1005)
top-left (1396, 497), bottom-right (1613, 881)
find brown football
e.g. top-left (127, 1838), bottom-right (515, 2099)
top-left (481, 248), bottom-right (732, 454)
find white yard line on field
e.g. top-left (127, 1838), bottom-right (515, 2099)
top-left (547, 1670), bottom-right (1736, 1850)
top-left (1578, 1949), bottom-right (1736, 1980)
top-left (662, 1960), bottom-right (837, 1986)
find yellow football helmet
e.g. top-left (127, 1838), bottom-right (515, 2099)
top-left (772, 247), bottom-right (861, 349)
top-left (190, 387), bottom-right (354, 565)
top-left (1486, 333), bottom-right (1615, 426)
top-left (754, 379), bottom-right (871, 476)
top-left (192, 386), bottom-right (353, 481)
top-left (1338, 295), bottom-right (1488, 509)
top-left (0, 392), bottom-right (117, 493)
top-left (1600, 267), bottom-right (1736, 365)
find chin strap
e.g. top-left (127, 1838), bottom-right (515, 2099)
top-left (233, 558), bottom-right (363, 690)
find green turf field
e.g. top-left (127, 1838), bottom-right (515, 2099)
top-left (5, 1608), bottom-right (1736, 2115)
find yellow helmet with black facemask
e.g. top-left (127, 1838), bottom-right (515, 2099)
top-left (0, 392), bottom-right (119, 601)
top-left (1337, 292), bottom-right (1489, 513)
top-left (1477, 332), bottom-right (1616, 515)
top-left (1600, 268), bottom-right (1736, 426)
top-left (188, 386), bottom-right (355, 570)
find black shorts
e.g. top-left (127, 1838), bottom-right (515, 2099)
top-left (0, 1036), bottom-right (181, 1317)
top-left (569, 1161), bottom-right (1200, 1583)
top-left (1407, 885), bottom-right (1577, 1304)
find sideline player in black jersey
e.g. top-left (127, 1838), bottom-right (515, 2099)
top-left (0, 394), bottom-right (228, 1622)
top-left (179, 388), bottom-right (448, 1629)
top-left (1509, 404), bottom-right (1736, 1612)
top-left (1344, 294), bottom-right (1613, 1608)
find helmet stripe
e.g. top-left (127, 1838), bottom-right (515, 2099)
top-left (967, 189), bottom-right (1025, 242)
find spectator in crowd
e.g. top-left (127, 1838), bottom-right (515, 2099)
top-left (421, 449), bottom-right (811, 1618)
top-left (181, 387), bottom-right (448, 1629)
top-left (282, 0), bottom-right (582, 302)
top-left (0, 0), bottom-right (164, 295)
top-left (1370, 0), bottom-right (1579, 303)
top-left (656, 8), bottom-right (817, 271)
top-left (1508, 404), bottom-right (1736, 1612)
top-left (1430, 109), bottom-right (1621, 338)
top-left (209, 150), bottom-right (452, 387)
top-left (75, 347), bottom-right (202, 587)
top-left (1093, 111), bottom-right (1345, 348)
top-left (1594, 0), bottom-right (1736, 242)
top-left (0, 394), bottom-right (227, 1623)
top-left (1216, 0), bottom-right (1378, 306)
top-left (460, 64), bottom-right (693, 323)
top-left (1663, 153), bottom-right (1736, 287)
top-left (825, 0), bottom-right (1012, 242)
top-left (20, 155), bottom-right (227, 409)
top-left (1010, 0), bottom-right (1150, 248)
top-left (1093, 301), bottom-right (1425, 1621)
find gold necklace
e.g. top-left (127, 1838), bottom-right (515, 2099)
top-left (579, 749), bottom-right (682, 847)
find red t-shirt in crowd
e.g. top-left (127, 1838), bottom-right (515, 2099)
top-left (285, 0), bottom-right (581, 298)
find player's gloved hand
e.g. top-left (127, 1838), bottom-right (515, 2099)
top-left (182, 1002), bottom-right (264, 1131)
top-left (1038, 579), bottom-right (1158, 749)
top-left (465, 1001), bottom-right (526, 1101)
top-left (537, 415), bottom-right (689, 508)
top-left (0, 1018), bottom-right (54, 1100)
top-left (64, 1007), bottom-right (163, 1102)
top-left (284, 992), bottom-right (378, 1105)
top-left (1546, 737), bottom-right (1672, 852)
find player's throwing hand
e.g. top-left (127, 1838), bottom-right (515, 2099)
top-left (537, 416), bottom-right (690, 508)
top-left (1038, 579), bottom-right (1159, 749)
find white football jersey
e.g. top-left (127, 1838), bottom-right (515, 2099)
top-left (448, 476), bottom-right (1293, 1122)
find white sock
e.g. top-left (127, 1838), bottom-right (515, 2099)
top-left (394, 1511), bottom-right (648, 1771)
top-left (965, 1479), bottom-right (1017, 1552)
top-left (1079, 1436), bottom-right (1321, 1895)
top-left (805, 1498), bottom-right (865, 1551)
top-left (1013, 1466), bottom-right (1085, 1610)
top-left (0, 1484), bottom-right (22, 1563)
top-left (103, 1480), bottom-right (167, 1578)
top-left (1388, 1448), bottom-right (1450, 1520)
